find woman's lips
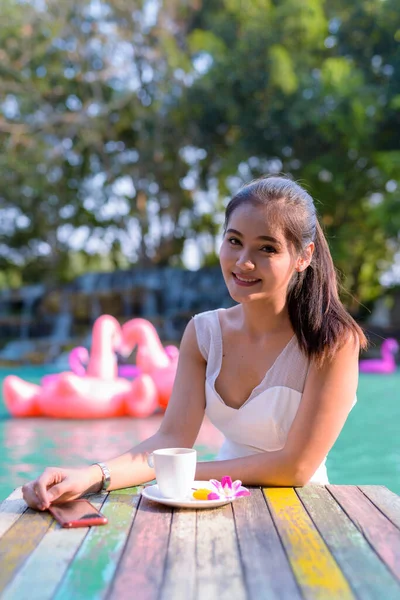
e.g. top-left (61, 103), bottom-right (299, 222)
top-left (232, 273), bottom-right (261, 287)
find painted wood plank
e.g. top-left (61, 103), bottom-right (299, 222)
top-left (0, 507), bottom-right (54, 593)
top-left (358, 485), bottom-right (400, 530)
top-left (0, 488), bottom-right (27, 538)
top-left (52, 488), bottom-right (142, 600)
top-left (0, 494), bottom-right (106, 600)
top-left (232, 488), bottom-right (301, 599)
top-left (0, 487), bottom-right (22, 504)
top-left (160, 508), bottom-right (197, 600)
top-left (297, 485), bottom-right (400, 600)
top-left (108, 493), bottom-right (172, 600)
top-left (195, 503), bottom-right (247, 600)
top-left (328, 485), bottom-right (400, 584)
top-left (264, 487), bottom-right (354, 600)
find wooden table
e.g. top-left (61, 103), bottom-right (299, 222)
top-left (1, 484), bottom-right (400, 599)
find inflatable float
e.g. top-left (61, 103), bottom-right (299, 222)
top-left (359, 338), bottom-right (398, 374)
top-left (66, 345), bottom-right (142, 380)
top-left (120, 318), bottom-right (179, 412)
top-left (3, 315), bottom-right (179, 419)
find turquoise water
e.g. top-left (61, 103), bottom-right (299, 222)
top-left (0, 366), bottom-right (399, 501)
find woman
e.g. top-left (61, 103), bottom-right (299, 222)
top-left (22, 176), bottom-right (366, 510)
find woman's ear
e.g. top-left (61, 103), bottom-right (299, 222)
top-left (296, 242), bottom-right (315, 272)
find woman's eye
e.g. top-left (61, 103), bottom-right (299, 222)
top-left (261, 245), bottom-right (276, 253)
top-left (228, 237), bottom-right (241, 245)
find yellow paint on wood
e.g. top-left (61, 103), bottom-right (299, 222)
top-left (0, 510), bottom-right (54, 592)
top-left (264, 488), bottom-right (354, 600)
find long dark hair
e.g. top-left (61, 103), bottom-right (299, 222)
top-left (224, 176), bottom-right (367, 365)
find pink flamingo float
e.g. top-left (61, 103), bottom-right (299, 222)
top-left (3, 315), bottom-right (130, 418)
top-left (68, 346), bottom-right (90, 377)
top-left (3, 315), bottom-right (179, 418)
top-left (43, 331), bottom-right (177, 385)
top-left (359, 338), bottom-right (398, 374)
top-left (40, 346), bottom-right (89, 387)
top-left (120, 318), bottom-right (179, 413)
top-left (67, 345), bottom-right (143, 380)
top-left (42, 344), bottom-right (141, 386)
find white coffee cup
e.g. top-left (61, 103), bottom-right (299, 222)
top-left (147, 448), bottom-right (197, 499)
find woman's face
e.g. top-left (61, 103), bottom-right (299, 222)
top-left (219, 202), bottom-right (299, 306)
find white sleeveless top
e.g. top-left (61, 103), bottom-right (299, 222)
top-left (193, 308), bottom-right (330, 484)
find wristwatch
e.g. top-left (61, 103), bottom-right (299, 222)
top-left (94, 462), bottom-right (111, 492)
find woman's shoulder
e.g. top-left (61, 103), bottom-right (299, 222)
top-left (192, 308), bottom-right (227, 361)
top-left (193, 307), bottom-right (234, 327)
top-left (193, 307), bottom-right (222, 321)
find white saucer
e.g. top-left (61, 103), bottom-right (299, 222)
top-left (141, 480), bottom-right (232, 509)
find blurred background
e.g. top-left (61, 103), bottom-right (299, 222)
top-left (0, 0), bottom-right (399, 499)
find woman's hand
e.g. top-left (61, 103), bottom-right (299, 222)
top-left (22, 465), bottom-right (101, 511)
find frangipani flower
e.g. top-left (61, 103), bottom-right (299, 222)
top-left (207, 476), bottom-right (250, 501)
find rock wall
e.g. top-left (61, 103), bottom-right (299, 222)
top-left (0, 267), bottom-right (234, 364)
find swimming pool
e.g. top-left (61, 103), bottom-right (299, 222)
top-left (0, 366), bottom-right (398, 501)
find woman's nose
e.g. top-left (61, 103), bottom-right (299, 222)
top-left (236, 252), bottom-right (255, 270)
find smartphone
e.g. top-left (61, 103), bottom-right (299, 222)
top-left (48, 499), bottom-right (108, 528)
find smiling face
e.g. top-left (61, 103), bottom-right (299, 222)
top-left (220, 201), bottom-right (309, 306)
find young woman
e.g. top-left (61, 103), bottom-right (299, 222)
top-left (22, 176), bottom-right (366, 510)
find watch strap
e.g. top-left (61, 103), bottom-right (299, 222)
top-left (94, 462), bottom-right (111, 491)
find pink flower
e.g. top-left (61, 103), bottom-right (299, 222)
top-left (207, 476), bottom-right (250, 501)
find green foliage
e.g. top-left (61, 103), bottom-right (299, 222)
top-left (0, 0), bottom-right (399, 311)
top-left (181, 0), bottom-right (400, 309)
top-left (269, 45), bottom-right (298, 95)
top-left (188, 29), bottom-right (227, 59)
top-left (274, 0), bottom-right (327, 46)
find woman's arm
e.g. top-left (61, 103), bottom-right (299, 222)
top-left (195, 335), bottom-right (360, 486)
top-left (23, 320), bottom-right (207, 509)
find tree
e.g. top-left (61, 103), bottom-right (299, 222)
top-left (0, 0), bottom-right (399, 311)
top-left (180, 0), bottom-right (400, 309)
top-left (0, 0), bottom-right (203, 284)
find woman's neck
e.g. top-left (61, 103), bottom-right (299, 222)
top-left (234, 300), bottom-right (292, 339)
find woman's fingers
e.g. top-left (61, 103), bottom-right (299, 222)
top-left (22, 468), bottom-right (66, 510)
top-left (34, 468), bottom-right (63, 508)
top-left (46, 480), bottom-right (79, 505)
top-left (22, 481), bottom-right (44, 510)
top-left (22, 466), bottom-right (91, 511)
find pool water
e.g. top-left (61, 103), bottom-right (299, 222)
top-left (0, 366), bottom-right (399, 502)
